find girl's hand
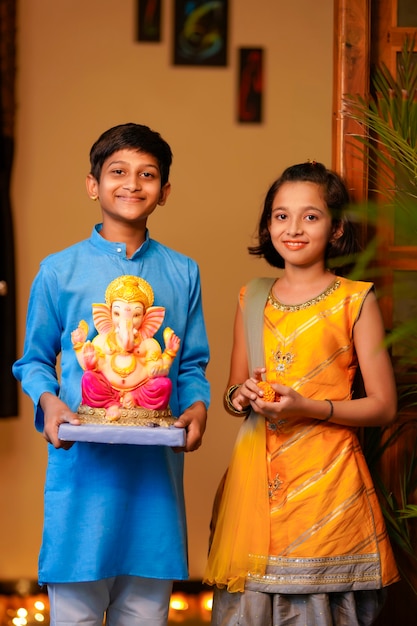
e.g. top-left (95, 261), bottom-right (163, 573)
top-left (232, 367), bottom-right (266, 411)
top-left (250, 382), bottom-right (307, 420)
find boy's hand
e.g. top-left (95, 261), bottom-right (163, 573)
top-left (173, 401), bottom-right (207, 453)
top-left (40, 392), bottom-right (81, 450)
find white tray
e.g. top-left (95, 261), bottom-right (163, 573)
top-left (58, 423), bottom-right (186, 447)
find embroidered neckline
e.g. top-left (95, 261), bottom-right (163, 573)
top-left (267, 278), bottom-right (341, 312)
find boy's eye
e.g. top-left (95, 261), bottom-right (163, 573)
top-left (112, 169), bottom-right (124, 175)
top-left (141, 171), bottom-right (154, 178)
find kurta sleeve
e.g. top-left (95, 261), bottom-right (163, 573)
top-left (13, 264), bottom-right (63, 431)
top-left (175, 258), bottom-right (210, 414)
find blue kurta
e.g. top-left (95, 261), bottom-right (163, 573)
top-left (13, 225), bottom-right (210, 584)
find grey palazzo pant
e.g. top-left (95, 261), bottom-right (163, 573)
top-left (211, 587), bottom-right (386, 626)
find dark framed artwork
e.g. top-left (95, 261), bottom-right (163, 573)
top-left (237, 48), bottom-right (264, 123)
top-left (136, 0), bottom-right (162, 42)
top-left (173, 0), bottom-right (228, 66)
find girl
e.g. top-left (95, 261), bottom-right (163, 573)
top-left (204, 162), bottom-right (399, 625)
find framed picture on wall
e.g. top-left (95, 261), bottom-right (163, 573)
top-left (237, 47), bottom-right (264, 123)
top-left (136, 0), bottom-right (162, 42)
top-left (173, 0), bottom-right (229, 66)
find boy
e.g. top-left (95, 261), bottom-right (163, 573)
top-left (13, 123), bottom-right (210, 625)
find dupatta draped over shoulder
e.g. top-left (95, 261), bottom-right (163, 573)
top-left (204, 276), bottom-right (399, 594)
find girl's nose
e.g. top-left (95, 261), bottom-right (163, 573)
top-left (286, 219), bottom-right (303, 236)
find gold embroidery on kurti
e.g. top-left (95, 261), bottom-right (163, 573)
top-left (271, 349), bottom-right (294, 374)
top-left (268, 473), bottom-right (283, 499)
top-left (267, 279), bottom-right (341, 311)
top-left (266, 419), bottom-right (287, 434)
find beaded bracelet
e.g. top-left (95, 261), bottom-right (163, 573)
top-left (324, 399), bottom-right (334, 421)
top-left (224, 384), bottom-right (251, 417)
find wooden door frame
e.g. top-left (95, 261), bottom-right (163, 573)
top-left (332, 0), bottom-right (370, 202)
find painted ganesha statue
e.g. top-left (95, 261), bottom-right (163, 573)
top-left (71, 275), bottom-right (180, 426)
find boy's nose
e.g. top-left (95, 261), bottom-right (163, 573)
top-left (124, 176), bottom-right (141, 191)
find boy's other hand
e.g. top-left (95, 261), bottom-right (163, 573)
top-left (40, 392), bottom-right (81, 450)
top-left (173, 401), bottom-right (207, 453)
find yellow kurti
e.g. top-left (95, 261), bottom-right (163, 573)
top-left (204, 276), bottom-right (399, 595)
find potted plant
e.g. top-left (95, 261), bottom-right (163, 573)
top-left (343, 36), bottom-right (417, 596)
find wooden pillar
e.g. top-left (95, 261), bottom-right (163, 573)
top-left (332, 0), bottom-right (370, 203)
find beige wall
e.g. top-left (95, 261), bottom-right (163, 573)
top-left (0, 0), bottom-right (334, 580)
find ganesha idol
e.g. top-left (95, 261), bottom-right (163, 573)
top-left (71, 275), bottom-right (180, 426)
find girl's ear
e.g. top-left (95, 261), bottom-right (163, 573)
top-left (330, 221), bottom-right (344, 243)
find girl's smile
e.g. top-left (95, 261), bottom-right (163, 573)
top-left (282, 240), bottom-right (308, 249)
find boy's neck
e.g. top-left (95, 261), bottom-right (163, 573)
top-left (100, 222), bottom-right (147, 258)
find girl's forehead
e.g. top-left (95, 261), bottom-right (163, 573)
top-left (278, 180), bottom-right (322, 193)
top-left (274, 181), bottom-right (326, 205)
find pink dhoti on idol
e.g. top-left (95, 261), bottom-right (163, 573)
top-left (81, 371), bottom-right (172, 411)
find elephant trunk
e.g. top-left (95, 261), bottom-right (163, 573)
top-left (118, 319), bottom-right (135, 352)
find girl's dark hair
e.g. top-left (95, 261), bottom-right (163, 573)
top-left (89, 123), bottom-right (173, 185)
top-left (248, 161), bottom-right (362, 274)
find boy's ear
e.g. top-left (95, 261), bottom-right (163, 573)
top-left (86, 174), bottom-right (99, 200)
top-left (158, 182), bottom-right (171, 206)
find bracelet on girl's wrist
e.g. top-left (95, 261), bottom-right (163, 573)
top-left (224, 384), bottom-right (251, 416)
top-left (324, 399), bottom-right (334, 421)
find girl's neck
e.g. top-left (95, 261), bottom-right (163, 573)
top-left (273, 265), bottom-right (336, 305)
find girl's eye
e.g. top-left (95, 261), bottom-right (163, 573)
top-left (273, 213), bottom-right (287, 220)
top-left (305, 214), bottom-right (318, 221)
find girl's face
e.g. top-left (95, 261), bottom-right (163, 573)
top-left (268, 181), bottom-right (334, 269)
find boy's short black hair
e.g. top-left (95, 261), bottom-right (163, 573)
top-left (89, 123), bottom-right (173, 186)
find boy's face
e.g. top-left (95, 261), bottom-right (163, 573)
top-left (86, 149), bottom-right (170, 230)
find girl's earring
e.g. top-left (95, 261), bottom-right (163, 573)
top-left (90, 195), bottom-right (98, 201)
